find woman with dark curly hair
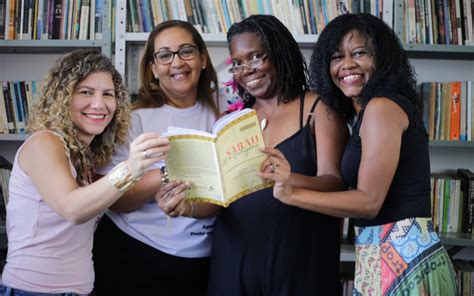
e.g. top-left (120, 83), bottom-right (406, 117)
top-left (262, 13), bottom-right (457, 295)
top-left (0, 49), bottom-right (169, 295)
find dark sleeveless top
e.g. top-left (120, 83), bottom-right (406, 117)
top-left (208, 96), bottom-right (341, 296)
top-left (341, 95), bottom-right (431, 227)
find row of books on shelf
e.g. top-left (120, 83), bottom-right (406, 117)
top-left (0, 80), bottom-right (41, 134)
top-left (452, 259), bottom-right (474, 295)
top-left (419, 81), bottom-right (474, 142)
top-left (431, 169), bottom-right (474, 234)
top-left (400, 0), bottom-right (474, 46)
top-left (0, 0), bottom-right (103, 40)
top-left (124, 0), bottom-right (474, 46)
top-left (0, 156), bottom-right (11, 225)
top-left (125, 0), bottom-right (390, 36)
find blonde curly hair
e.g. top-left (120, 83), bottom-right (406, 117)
top-left (28, 49), bottom-right (130, 186)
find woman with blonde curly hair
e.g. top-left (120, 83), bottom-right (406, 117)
top-left (0, 49), bottom-right (170, 295)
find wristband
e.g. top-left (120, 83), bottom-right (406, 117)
top-left (107, 161), bottom-right (139, 193)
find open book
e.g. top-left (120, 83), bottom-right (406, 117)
top-left (163, 108), bottom-right (272, 207)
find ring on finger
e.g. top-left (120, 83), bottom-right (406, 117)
top-left (270, 163), bottom-right (276, 173)
top-left (143, 150), bottom-right (149, 159)
top-left (161, 166), bottom-right (169, 185)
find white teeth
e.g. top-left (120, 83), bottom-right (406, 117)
top-left (86, 114), bottom-right (105, 119)
top-left (246, 77), bottom-right (262, 87)
top-left (173, 73), bottom-right (187, 79)
top-left (342, 74), bottom-right (362, 81)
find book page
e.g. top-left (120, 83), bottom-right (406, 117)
top-left (165, 135), bottom-right (225, 205)
top-left (211, 108), bottom-right (254, 134)
top-left (215, 110), bottom-right (272, 206)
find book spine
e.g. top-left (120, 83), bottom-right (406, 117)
top-left (2, 82), bottom-right (16, 133)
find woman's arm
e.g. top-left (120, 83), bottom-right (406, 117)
top-left (261, 97), bottom-right (409, 219)
top-left (108, 169), bottom-right (162, 212)
top-left (21, 132), bottom-right (169, 224)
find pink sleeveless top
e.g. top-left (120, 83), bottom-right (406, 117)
top-left (1, 131), bottom-right (96, 294)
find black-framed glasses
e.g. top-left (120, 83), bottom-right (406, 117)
top-left (153, 45), bottom-right (198, 65)
top-left (228, 56), bottom-right (268, 74)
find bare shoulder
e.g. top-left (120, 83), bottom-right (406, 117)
top-left (364, 97), bottom-right (407, 119)
top-left (23, 131), bottom-right (65, 152)
top-left (363, 97), bottom-right (408, 130)
top-left (20, 131), bottom-right (68, 170)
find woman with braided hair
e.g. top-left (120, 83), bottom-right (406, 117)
top-left (0, 49), bottom-right (169, 295)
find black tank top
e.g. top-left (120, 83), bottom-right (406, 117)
top-left (341, 95), bottom-right (431, 227)
top-left (208, 95), bottom-right (341, 295)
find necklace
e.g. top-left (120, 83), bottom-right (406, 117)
top-left (255, 102), bottom-right (280, 131)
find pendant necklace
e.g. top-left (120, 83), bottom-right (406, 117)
top-left (255, 103), bottom-right (280, 131)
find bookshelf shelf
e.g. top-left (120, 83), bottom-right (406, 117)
top-left (429, 141), bottom-right (474, 148)
top-left (122, 33), bottom-right (474, 55)
top-left (404, 44), bottom-right (474, 60)
top-left (0, 134), bottom-right (28, 141)
top-left (0, 40), bottom-right (108, 54)
top-left (124, 32), bottom-right (319, 48)
top-left (439, 233), bottom-right (474, 247)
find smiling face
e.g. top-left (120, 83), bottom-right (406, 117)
top-left (329, 30), bottom-right (374, 101)
top-left (70, 71), bottom-right (117, 144)
top-left (150, 27), bottom-right (207, 105)
top-left (229, 32), bottom-right (277, 101)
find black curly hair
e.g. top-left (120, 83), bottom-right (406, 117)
top-left (227, 15), bottom-right (309, 108)
top-left (309, 13), bottom-right (421, 123)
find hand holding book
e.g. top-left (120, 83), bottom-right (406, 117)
top-left (155, 180), bottom-right (192, 218)
top-left (257, 147), bottom-right (293, 205)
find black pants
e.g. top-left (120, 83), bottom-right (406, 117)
top-left (92, 215), bottom-right (210, 296)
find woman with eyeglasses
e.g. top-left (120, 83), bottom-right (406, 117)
top-left (92, 20), bottom-right (221, 295)
top-left (155, 15), bottom-right (349, 295)
top-left (209, 14), bottom-right (349, 295)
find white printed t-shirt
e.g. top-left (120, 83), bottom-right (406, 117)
top-left (97, 102), bottom-right (217, 258)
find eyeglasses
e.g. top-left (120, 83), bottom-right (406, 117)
top-left (153, 46), bottom-right (198, 65)
top-left (228, 56), bottom-right (268, 74)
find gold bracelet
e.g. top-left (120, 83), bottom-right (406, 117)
top-left (107, 161), bottom-right (139, 193)
top-left (185, 201), bottom-right (195, 218)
